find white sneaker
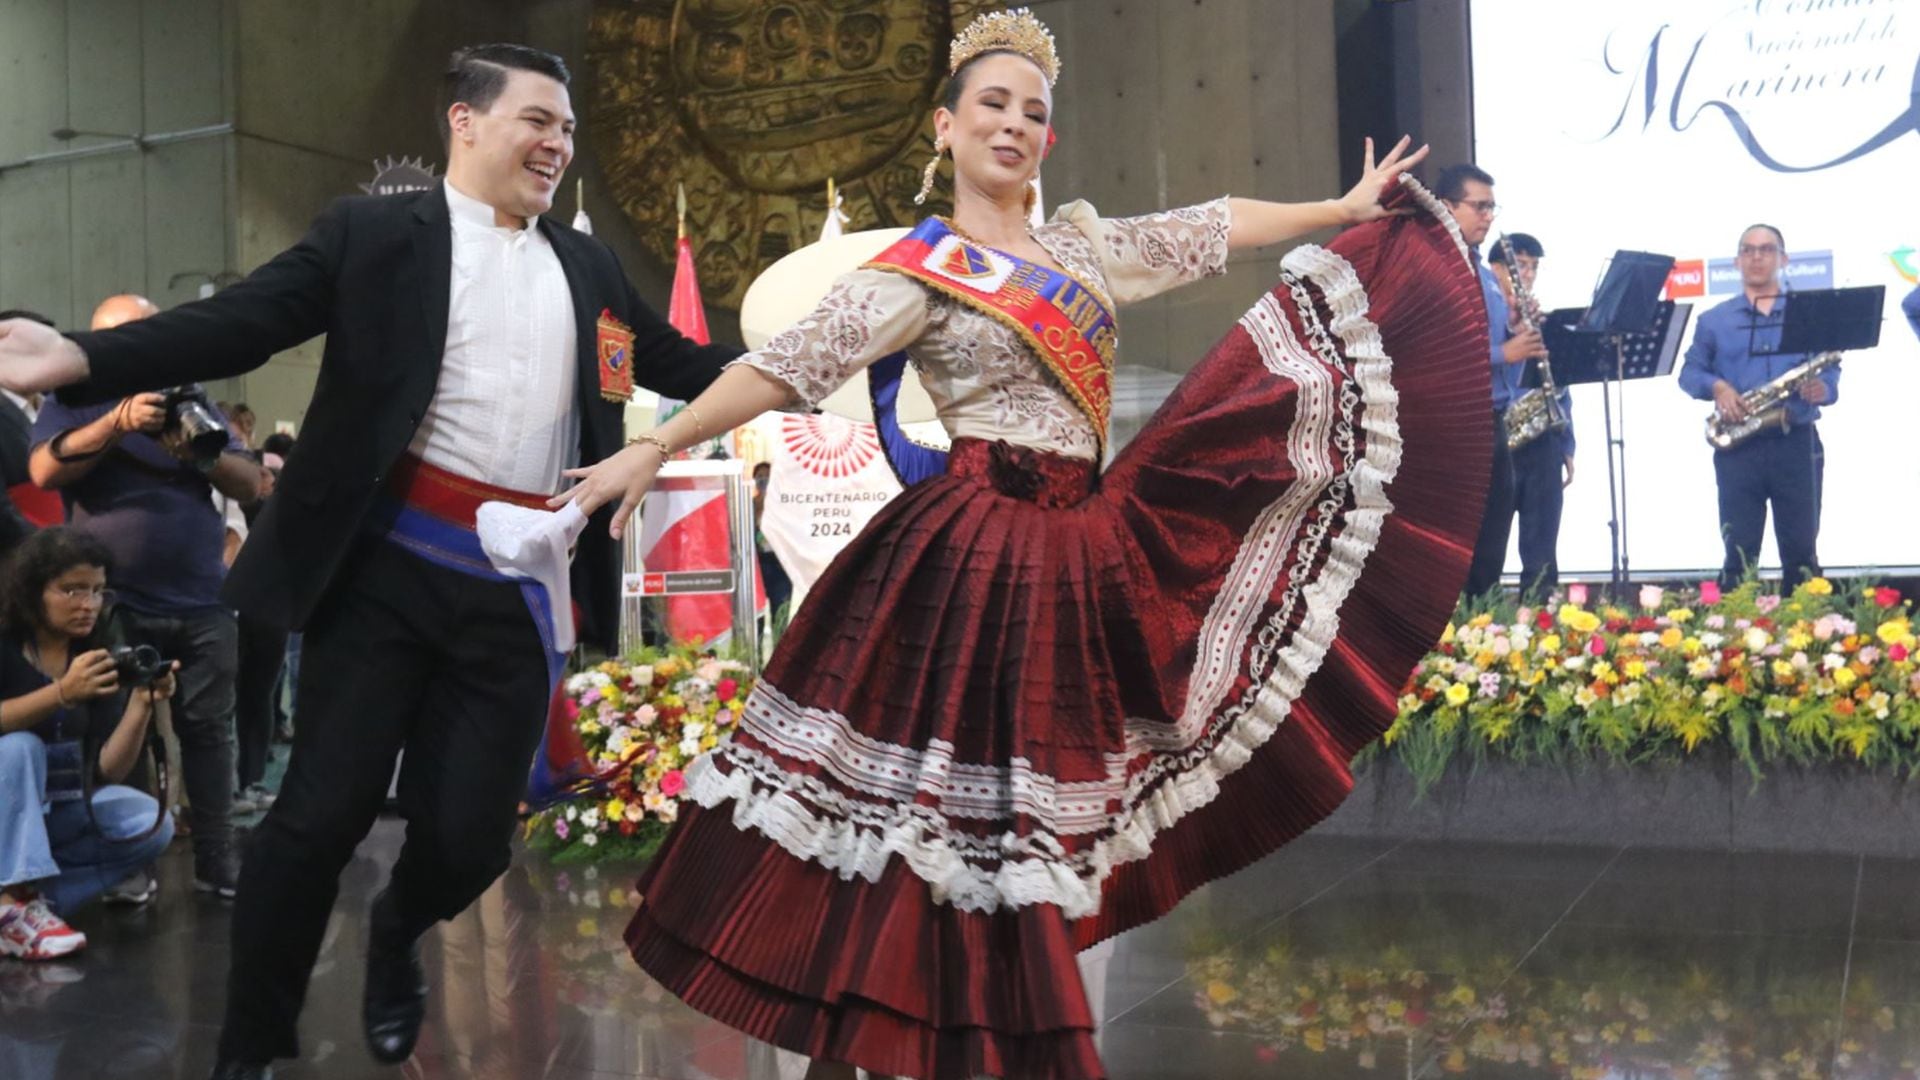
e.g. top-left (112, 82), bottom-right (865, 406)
top-left (0, 893), bottom-right (87, 960)
top-left (102, 869), bottom-right (157, 906)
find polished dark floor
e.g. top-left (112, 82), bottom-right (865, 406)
top-left (7, 820), bottom-right (1913, 1079)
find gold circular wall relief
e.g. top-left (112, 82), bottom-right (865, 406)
top-left (585, 0), bottom-right (1002, 308)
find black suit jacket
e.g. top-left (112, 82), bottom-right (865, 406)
top-left (0, 396), bottom-right (36, 556)
top-left (62, 184), bottom-right (740, 651)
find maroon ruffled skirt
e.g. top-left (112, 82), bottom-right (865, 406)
top-left (627, 186), bottom-right (1492, 1079)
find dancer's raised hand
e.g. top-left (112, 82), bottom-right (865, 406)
top-left (0, 318), bottom-right (90, 393)
top-left (1337, 136), bottom-right (1431, 224)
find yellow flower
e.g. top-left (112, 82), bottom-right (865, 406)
top-left (1877, 619), bottom-right (1914, 647)
top-left (1205, 981), bottom-right (1238, 1005)
top-left (1469, 613), bottom-right (1494, 629)
top-left (1440, 622), bottom-right (1457, 644)
top-left (1667, 607), bottom-right (1695, 624)
top-left (606, 799), bottom-right (626, 821)
top-left (1624, 659), bottom-right (1648, 679)
top-left (1658, 628), bottom-right (1684, 649)
top-left (1772, 659), bottom-right (1796, 680)
top-left (1804, 576), bottom-right (1834, 596)
top-left (1834, 667), bottom-right (1858, 690)
top-left (1445, 683), bottom-right (1471, 707)
top-left (1303, 1028), bottom-right (1327, 1052)
top-left (1786, 630), bottom-right (1813, 651)
top-left (1560, 606), bottom-right (1601, 634)
top-left (1592, 660), bottom-right (1617, 684)
top-left (1538, 633), bottom-right (1563, 654)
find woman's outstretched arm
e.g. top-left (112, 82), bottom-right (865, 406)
top-left (1224, 136), bottom-right (1429, 252)
top-left (550, 364), bottom-right (795, 539)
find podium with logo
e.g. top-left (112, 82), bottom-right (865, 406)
top-left (619, 460), bottom-right (761, 670)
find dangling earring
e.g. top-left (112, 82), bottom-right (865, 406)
top-left (1023, 178), bottom-right (1038, 218)
top-left (914, 135), bottom-right (946, 206)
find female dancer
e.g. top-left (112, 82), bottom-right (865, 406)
top-left (557, 9), bottom-right (1493, 1078)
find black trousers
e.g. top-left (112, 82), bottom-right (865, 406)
top-left (234, 612), bottom-right (288, 791)
top-left (108, 605), bottom-right (238, 874)
top-left (218, 539), bottom-right (550, 1063)
top-left (1511, 435), bottom-right (1565, 600)
top-left (1465, 409), bottom-right (1516, 597)
top-left (1714, 423), bottom-right (1824, 590)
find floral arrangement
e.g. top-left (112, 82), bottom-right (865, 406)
top-left (1374, 578), bottom-right (1920, 793)
top-left (525, 646), bottom-right (752, 863)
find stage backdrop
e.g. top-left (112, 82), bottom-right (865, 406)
top-left (1471, 0), bottom-right (1920, 577)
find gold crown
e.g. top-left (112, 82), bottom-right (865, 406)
top-left (949, 8), bottom-right (1060, 86)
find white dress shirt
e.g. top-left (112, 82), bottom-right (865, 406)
top-left (408, 181), bottom-right (578, 494)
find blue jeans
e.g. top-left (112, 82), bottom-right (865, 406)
top-left (0, 731), bottom-right (174, 913)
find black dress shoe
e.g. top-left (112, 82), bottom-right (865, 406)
top-left (363, 927), bottom-right (427, 1064)
top-left (207, 1060), bottom-right (272, 1080)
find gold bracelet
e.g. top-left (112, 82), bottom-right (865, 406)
top-left (627, 433), bottom-right (672, 457)
top-left (682, 405), bottom-right (706, 441)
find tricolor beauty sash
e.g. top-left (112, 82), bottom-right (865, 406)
top-left (864, 217), bottom-right (1117, 457)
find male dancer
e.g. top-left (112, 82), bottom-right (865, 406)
top-left (0, 44), bottom-right (739, 1079)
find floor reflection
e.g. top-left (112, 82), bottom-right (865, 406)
top-left (8, 822), bottom-right (1912, 1078)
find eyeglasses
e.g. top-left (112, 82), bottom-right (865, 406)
top-left (1452, 199), bottom-right (1498, 216)
top-left (49, 585), bottom-right (114, 605)
top-left (1738, 244), bottom-right (1782, 258)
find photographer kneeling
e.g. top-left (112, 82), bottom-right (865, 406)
top-left (28, 295), bottom-right (257, 900)
top-left (0, 527), bottom-right (177, 959)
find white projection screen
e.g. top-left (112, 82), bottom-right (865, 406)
top-left (1469, 0), bottom-right (1920, 578)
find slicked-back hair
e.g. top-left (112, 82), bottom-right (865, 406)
top-left (944, 50), bottom-right (1035, 111)
top-left (1434, 163), bottom-right (1495, 203)
top-left (439, 44), bottom-right (572, 144)
top-left (1488, 232), bottom-right (1544, 264)
top-left (0, 309), bottom-right (55, 328)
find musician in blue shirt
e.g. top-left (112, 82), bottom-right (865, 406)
top-left (1440, 164), bottom-right (1546, 597)
top-left (1677, 224), bottom-right (1839, 590)
top-left (1490, 233), bottom-right (1574, 599)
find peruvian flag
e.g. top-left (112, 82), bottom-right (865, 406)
top-left (641, 232), bottom-right (764, 646)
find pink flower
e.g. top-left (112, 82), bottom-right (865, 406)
top-left (1568, 583), bottom-right (1590, 606)
top-left (1757, 594), bottom-right (1782, 614)
top-left (660, 770), bottom-right (686, 797)
top-left (716, 678), bottom-right (740, 702)
top-left (1589, 635), bottom-right (1607, 657)
top-left (1876, 587), bottom-right (1903, 609)
top-left (1893, 643), bottom-right (1911, 663)
top-left (1638, 584), bottom-right (1664, 611)
top-left (1699, 581), bottom-right (1722, 606)
top-left (554, 819), bottom-right (570, 841)
top-left (563, 696), bottom-right (581, 721)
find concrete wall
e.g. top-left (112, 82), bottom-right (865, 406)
top-left (0, 0), bottom-right (234, 331)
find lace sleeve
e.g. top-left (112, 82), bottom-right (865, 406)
top-left (1054, 197), bottom-right (1232, 305)
top-left (727, 269), bottom-right (933, 410)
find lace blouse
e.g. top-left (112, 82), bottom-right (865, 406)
top-left (733, 198), bottom-right (1233, 462)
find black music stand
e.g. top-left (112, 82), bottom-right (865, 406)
top-left (1543, 251), bottom-right (1687, 595)
top-left (1761, 285), bottom-right (1887, 356)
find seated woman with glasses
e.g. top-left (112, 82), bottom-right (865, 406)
top-left (0, 527), bottom-right (176, 960)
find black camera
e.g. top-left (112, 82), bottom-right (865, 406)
top-left (159, 384), bottom-right (230, 468)
top-left (108, 644), bottom-right (172, 687)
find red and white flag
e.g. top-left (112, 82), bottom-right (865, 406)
top-left (640, 197), bottom-right (763, 646)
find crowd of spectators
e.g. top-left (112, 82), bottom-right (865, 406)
top-left (0, 296), bottom-right (295, 961)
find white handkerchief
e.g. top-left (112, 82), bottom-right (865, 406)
top-left (475, 500), bottom-right (590, 653)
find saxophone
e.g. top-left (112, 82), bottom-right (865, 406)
top-left (1499, 236), bottom-right (1571, 451)
top-left (1703, 351), bottom-right (1842, 449)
